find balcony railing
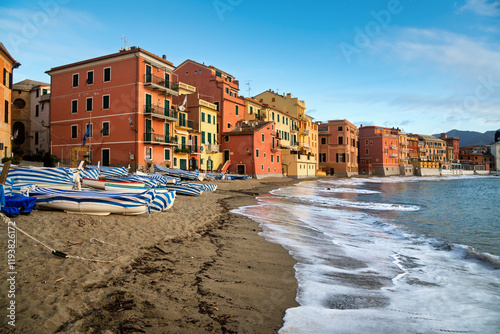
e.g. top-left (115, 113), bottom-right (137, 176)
top-left (290, 125), bottom-right (299, 133)
top-left (271, 146), bottom-right (281, 152)
top-left (144, 74), bottom-right (179, 96)
top-left (144, 105), bottom-right (178, 121)
top-left (177, 119), bottom-right (195, 129)
top-left (390, 154), bottom-right (398, 158)
top-left (390, 145), bottom-right (397, 149)
top-left (144, 133), bottom-right (178, 145)
top-left (207, 144), bottom-right (219, 153)
top-left (175, 144), bottom-right (192, 154)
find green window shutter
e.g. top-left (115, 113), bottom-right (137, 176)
top-left (202, 112), bottom-right (205, 122)
top-left (202, 131), bottom-right (205, 144)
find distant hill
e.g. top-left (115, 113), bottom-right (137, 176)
top-left (433, 130), bottom-right (497, 147)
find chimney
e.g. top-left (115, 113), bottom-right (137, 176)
top-left (162, 55), bottom-right (167, 59)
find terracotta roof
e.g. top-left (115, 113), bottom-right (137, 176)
top-left (0, 42), bottom-right (21, 68)
top-left (224, 121), bottom-right (273, 135)
top-left (46, 47), bottom-right (173, 73)
top-left (12, 79), bottom-right (49, 91)
top-left (176, 59), bottom-right (235, 78)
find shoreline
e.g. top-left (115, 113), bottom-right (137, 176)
top-left (0, 177), bottom-right (309, 333)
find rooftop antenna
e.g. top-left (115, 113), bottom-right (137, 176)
top-left (245, 80), bottom-right (252, 97)
top-left (121, 35), bottom-right (131, 48)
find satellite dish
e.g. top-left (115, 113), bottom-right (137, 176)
top-left (179, 106), bottom-right (185, 111)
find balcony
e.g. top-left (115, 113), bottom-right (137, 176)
top-left (299, 128), bottom-right (310, 135)
top-left (144, 74), bottom-right (179, 96)
top-left (177, 119), bottom-right (196, 130)
top-left (400, 148), bottom-right (409, 153)
top-left (271, 146), bottom-right (281, 153)
top-left (144, 105), bottom-right (178, 121)
top-left (144, 133), bottom-right (178, 145)
top-left (400, 141), bottom-right (409, 145)
top-left (290, 125), bottom-right (299, 133)
top-left (299, 142), bottom-right (310, 148)
top-left (174, 144), bottom-right (192, 154)
top-left (207, 144), bottom-right (219, 153)
top-left (389, 154), bottom-right (398, 158)
top-left (390, 145), bottom-right (397, 149)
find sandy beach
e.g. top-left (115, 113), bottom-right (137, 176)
top-left (0, 177), bottom-right (304, 333)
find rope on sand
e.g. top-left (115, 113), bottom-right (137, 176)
top-left (1, 213), bottom-right (116, 263)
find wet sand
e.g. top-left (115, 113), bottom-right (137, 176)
top-left (0, 177), bottom-right (303, 333)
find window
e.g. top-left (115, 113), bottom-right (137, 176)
top-left (4, 100), bottom-right (8, 123)
top-left (256, 149), bottom-right (259, 157)
top-left (214, 102), bottom-right (219, 111)
top-left (338, 136), bottom-right (343, 145)
top-left (186, 71), bottom-right (188, 77)
top-left (207, 132), bottom-right (212, 144)
top-left (102, 122), bottom-right (110, 136)
top-left (201, 112), bottom-right (205, 122)
top-left (277, 115), bottom-right (280, 123)
top-left (208, 114), bottom-right (211, 124)
top-left (277, 155), bottom-right (280, 163)
top-left (164, 149), bottom-right (170, 160)
top-left (250, 106), bottom-right (253, 114)
top-left (174, 157), bottom-right (177, 166)
top-left (36, 89), bottom-right (39, 98)
top-left (365, 139), bottom-right (369, 145)
top-left (338, 126), bottom-right (343, 131)
top-left (321, 138), bottom-right (326, 145)
top-left (271, 155), bottom-right (274, 163)
top-left (71, 100), bottom-right (78, 113)
top-left (224, 135), bottom-right (229, 142)
top-left (365, 149), bottom-right (369, 155)
top-left (72, 73), bottom-right (79, 87)
top-left (225, 87), bottom-right (229, 94)
top-left (235, 105), bottom-right (239, 116)
top-left (272, 112), bottom-right (275, 121)
top-left (201, 131), bottom-right (205, 144)
top-left (261, 164), bottom-right (264, 170)
top-left (213, 133), bottom-right (216, 143)
top-left (103, 67), bottom-right (111, 82)
top-left (86, 98), bottom-right (93, 111)
top-left (262, 134), bottom-right (265, 142)
top-left (71, 125), bottom-right (78, 138)
top-left (86, 71), bottom-right (94, 84)
top-left (336, 153), bottom-right (345, 163)
top-left (35, 105), bottom-right (39, 117)
top-left (34, 131), bottom-right (39, 145)
top-left (215, 70), bottom-right (222, 77)
top-left (102, 95), bottom-right (110, 109)
top-left (3, 69), bottom-right (6, 86)
top-left (145, 146), bottom-right (152, 160)
top-left (227, 123), bottom-right (231, 129)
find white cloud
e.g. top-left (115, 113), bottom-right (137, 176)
top-left (459, 0), bottom-right (500, 16)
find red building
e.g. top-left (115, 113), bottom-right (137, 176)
top-left (46, 47), bottom-right (179, 170)
top-left (359, 125), bottom-right (400, 175)
top-left (223, 121), bottom-right (282, 178)
top-left (318, 120), bottom-right (358, 176)
top-left (440, 133), bottom-right (460, 162)
top-left (174, 60), bottom-right (246, 152)
top-left (459, 145), bottom-right (494, 171)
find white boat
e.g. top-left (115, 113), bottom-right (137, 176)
top-left (103, 184), bottom-right (176, 212)
top-left (29, 188), bottom-right (154, 216)
top-left (82, 178), bottom-right (146, 190)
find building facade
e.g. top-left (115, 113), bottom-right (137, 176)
top-left (223, 121), bottom-right (282, 178)
top-left (47, 47), bottom-right (178, 170)
top-left (30, 84), bottom-right (51, 156)
top-left (254, 90), bottom-right (317, 178)
top-left (318, 120), bottom-right (358, 177)
top-left (359, 125), bottom-right (400, 176)
top-left (0, 43), bottom-right (20, 160)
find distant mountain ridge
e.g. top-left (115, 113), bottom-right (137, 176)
top-left (432, 129), bottom-right (497, 147)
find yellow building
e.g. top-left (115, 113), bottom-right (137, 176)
top-left (253, 90), bottom-right (317, 178)
top-left (0, 43), bottom-right (20, 160)
top-left (173, 82), bottom-right (223, 171)
top-left (398, 132), bottom-right (413, 175)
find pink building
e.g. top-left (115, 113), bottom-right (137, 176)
top-left (318, 120), bottom-right (358, 176)
top-left (223, 121), bottom-right (282, 178)
top-left (359, 125), bottom-right (400, 175)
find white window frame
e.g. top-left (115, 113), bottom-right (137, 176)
top-left (72, 73), bottom-right (79, 87)
top-left (86, 97), bottom-right (93, 111)
top-left (71, 99), bottom-right (78, 114)
top-left (103, 67), bottom-right (111, 82)
top-left (102, 94), bottom-right (110, 109)
top-left (145, 146), bottom-right (153, 161)
top-left (71, 125), bottom-right (78, 138)
top-left (102, 121), bottom-right (110, 136)
top-left (86, 70), bottom-right (94, 85)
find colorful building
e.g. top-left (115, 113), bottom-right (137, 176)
top-left (413, 134), bottom-right (447, 170)
top-left (459, 145), bottom-right (494, 171)
top-left (359, 125), bottom-right (400, 176)
top-left (0, 42), bottom-right (20, 160)
top-left (46, 46), bottom-right (178, 170)
top-left (318, 120), bottom-right (358, 176)
top-left (174, 60), bottom-right (246, 149)
top-left (398, 131), bottom-right (413, 175)
top-left (253, 90), bottom-right (317, 178)
top-left (439, 133), bottom-right (460, 162)
top-left (173, 88), bottom-right (222, 172)
top-left (223, 121), bottom-right (282, 178)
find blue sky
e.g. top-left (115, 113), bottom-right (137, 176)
top-left (1, 0), bottom-right (499, 135)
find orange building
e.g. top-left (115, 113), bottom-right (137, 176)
top-left (223, 121), bottom-right (282, 178)
top-left (46, 47), bottom-right (179, 170)
top-left (0, 42), bottom-right (20, 160)
top-left (359, 125), bottom-right (400, 176)
top-left (318, 120), bottom-right (358, 176)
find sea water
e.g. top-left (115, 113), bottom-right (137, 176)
top-left (233, 175), bottom-right (500, 334)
